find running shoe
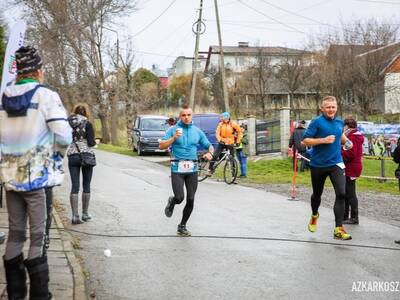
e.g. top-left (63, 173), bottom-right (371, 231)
top-left (308, 213), bottom-right (319, 233)
top-left (165, 196), bottom-right (175, 218)
top-left (177, 224), bottom-right (191, 237)
top-left (334, 226), bottom-right (352, 240)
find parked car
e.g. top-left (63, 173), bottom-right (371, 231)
top-left (132, 115), bottom-right (169, 155)
top-left (192, 113), bottom-right (220, 151)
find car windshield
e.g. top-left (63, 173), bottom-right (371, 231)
top-left (140, 119), bottom-right (169, 131)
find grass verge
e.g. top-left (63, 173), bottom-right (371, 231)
top-left (97, 143), bottom-right (137, 157)
top-left (96, 144), bottom-right (399, 194)
top-left (241, 157), bottom-right (399, 195)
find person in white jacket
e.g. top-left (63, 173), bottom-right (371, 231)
top-left (1, 46), bottom-right (72, 300)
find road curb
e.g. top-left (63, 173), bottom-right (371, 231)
top-left (53, 207), bottom-right (88, 300)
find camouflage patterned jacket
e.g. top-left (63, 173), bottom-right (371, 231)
top-left (0, 81), bottom-right (72, 192)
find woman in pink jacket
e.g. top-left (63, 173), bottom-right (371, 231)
top-left (342, 117), bottom-right (364, 225)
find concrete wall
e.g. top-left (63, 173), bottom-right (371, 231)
top-left (280, 107), bottom-right (290, 157)
top-left (247, 116), bottom-right (257, 156)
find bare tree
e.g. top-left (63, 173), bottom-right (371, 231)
top-left (322, 18), bottom-right (400, 118)
top-left (275, 50), bottom-right (312, 118)
top-left (15, 0), bottom-right (137, 143)
top-left (248, 48), bottom-right (274, 118)
top-left (109, 40), bottom-right (136, 146)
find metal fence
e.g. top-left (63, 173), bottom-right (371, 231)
top-left (256, 119), bottom-right (281, 154)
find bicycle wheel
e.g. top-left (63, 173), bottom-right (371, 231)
top-left (223, 156), bottom-right (238, 184)
top-left (198, 157), bottom-right (210, 182)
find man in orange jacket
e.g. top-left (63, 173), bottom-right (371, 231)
top-left (209, 112), bottom-right (242, 172)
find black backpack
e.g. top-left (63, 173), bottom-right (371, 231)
top-left (68, 115), bottom-right (87, 142)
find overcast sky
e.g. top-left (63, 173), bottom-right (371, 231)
top-left (3, 0), bottom-right (400, 71)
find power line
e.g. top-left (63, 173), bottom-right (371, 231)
top-left (158, 30), bottom-right (194, 66)
top-left (206, 19), bottom-right (303, 33)
top-left (131, 0), bottom-right (179, 38)
top-left (256, 0), bottom-right (340, 30)
top-left (116, 46), bottom-right (180, 58)
top-left (236, 0), bottom-right (306, 34)
top-left (213, 19), bottom-right (400, 26)
top-left (149, 13), bottom-right (196, 51)
top-left (202, 0), bottom-right (239, 10)
top-left (135, 50), bottom-right (178, 58)
top-left (275, 0), bottom-right (334, 19)
top-left (353, 0), bottom-right (400, 4)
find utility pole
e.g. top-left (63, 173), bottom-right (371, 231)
top-left (189, 0), bottom-right (204, 111)
top-left (214, 0), bottom-right (229, 112)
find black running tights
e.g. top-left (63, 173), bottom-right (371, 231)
top-left (345, 176), bottom-right (358, 219)
top-left (310, 165), bottom-right (346, 227)
top-left (171, 172), bottom-right (198, 225)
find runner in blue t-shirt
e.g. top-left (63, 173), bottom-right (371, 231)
top-left (303, 96), bottom-right (354, 240)
top-left (159, 105), bottom-right (214, 236)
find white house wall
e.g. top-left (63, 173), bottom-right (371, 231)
top-left (172, 57), bottom-right (207, 77)
top-left (384, 73), bottom-right (400, 114)
top-left (208, 54), bottom-right (289, 73)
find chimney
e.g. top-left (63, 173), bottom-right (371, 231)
top-left (238, 42), bottom-right (249, 47)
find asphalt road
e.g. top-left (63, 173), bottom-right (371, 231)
top-left (55, 150), bottom-right (400, 300)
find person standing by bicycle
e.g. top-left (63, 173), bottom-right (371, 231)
top-left (209, 112), bottom-right (242, 174)
top-left (159, 105), bottom-right (214, 236)
top-left (236, 122), bottom-right (248, 178)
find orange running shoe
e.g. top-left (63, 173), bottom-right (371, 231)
top-left (308, 213), bottom-right (319, 233)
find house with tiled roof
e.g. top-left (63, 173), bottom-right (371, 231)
top-left (379, 50), bottom-right (400, 113)
top-left (204, 42), bottom-right (309, 74)
top-left (328, 42), bottom-right (400, 114)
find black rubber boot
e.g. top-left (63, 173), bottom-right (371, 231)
top-left (344, 209), bottom-right (359, 225)
top-left (3, 253), bottom-right (27, 299)
top-left (25, 256), bottom-right (52, 300)
top-left (81, 193), bottom-right (92, 221)
top-left (351, 209), bottom-right (359, 224)
top-left (70, 194), bottom-right (83, 225)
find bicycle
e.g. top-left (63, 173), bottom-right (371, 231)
top-left (198, 145), bottom-right (238, 184)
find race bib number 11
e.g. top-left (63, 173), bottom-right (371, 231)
top-left (178, 160), bottom-right (195, 173)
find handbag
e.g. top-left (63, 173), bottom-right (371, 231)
top-left (74, 142), bottom-right (96, 167)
